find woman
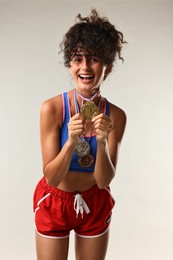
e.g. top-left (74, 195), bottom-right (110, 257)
top-left (33, 9), bottom-right (126, 260)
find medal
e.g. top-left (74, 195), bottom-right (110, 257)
top-left (78, 154), bottom-right (94, 168)
top-left (75, 138), bottom-right (94, 168)
top-left (73, 90), bottom-right (101, 168)
top-left (80, 101), bottom-right (98, 120)
top-left (75, 139), bottom-right (90, 157)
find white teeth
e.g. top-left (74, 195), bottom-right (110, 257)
top-left (80, 75), bottom-right (93, 78)
top-left (79, 74), bottom-right (94, 80)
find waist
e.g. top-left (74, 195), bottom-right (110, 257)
top-left (40, 176), bottom-right (99, 198)
top-left (57, 171), bottom-right (96, 192)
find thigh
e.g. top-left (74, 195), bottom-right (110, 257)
top-left (35, 231), bottom-right (69, 260)
top-left (75, 230), bottom-right (109, 260)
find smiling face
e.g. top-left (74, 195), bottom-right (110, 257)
top-left (69, 50), bottom-right (111, 97)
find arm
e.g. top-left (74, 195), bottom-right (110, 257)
top-left (40, 96), bottom-right (85, 187)
top-left (92, 103), bottom-right (126, 188)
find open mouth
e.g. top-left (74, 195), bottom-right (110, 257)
top-left (79, 75), bottom-right (95, 80)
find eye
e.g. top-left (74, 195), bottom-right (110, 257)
top-left (71, 56), bottom-right (82, 64)
top-left (88, 56), bottom-right (99, 63)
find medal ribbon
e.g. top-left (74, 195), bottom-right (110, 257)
top-left (75, 89), bottom-right (100, 101)
top-left (74, 89), bottom-right (101, 113)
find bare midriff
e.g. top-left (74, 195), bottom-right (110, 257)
top-left (57, 171), bottom-right (96, 192)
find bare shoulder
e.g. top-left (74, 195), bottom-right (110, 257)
top-left (40, 94), bottom-right (63, 128)
top-left (109, 102), bottom-right (127, 142)
top-left (109, 102), bottom-right (126, 122)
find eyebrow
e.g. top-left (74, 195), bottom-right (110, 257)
top-left (72, 53), bottom-right (95, 57)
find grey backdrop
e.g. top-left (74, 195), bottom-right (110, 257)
top-left (0, 0), bottom-right (173, 259)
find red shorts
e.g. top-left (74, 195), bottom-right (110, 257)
top-left (33, 177), bottom-right (115, 239)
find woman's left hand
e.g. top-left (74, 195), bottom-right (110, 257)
top-left (91, 113), bottom-right (113, 142)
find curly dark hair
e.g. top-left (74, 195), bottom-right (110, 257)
top-left (60, 9), bottom-right (126, 68)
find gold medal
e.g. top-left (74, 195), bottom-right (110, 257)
top-left (80, 101), bottom-right (98, 120)
top-left (78, 154), bottom-right (94, 168)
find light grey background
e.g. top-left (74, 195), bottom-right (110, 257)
top-left (0, 0), bottom-right (173, 259)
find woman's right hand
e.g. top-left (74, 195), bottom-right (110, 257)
top-left (67, 113), bottom-right (86, 145)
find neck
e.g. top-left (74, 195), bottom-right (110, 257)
top-left (75, 89), bottom-right (101, 101)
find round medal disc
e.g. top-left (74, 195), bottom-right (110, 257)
top-left (78, 154), bottom-right (94, 168)
top-left (75, 139), bottom-right (90, 157)
top-left (80, 101), bottom-right (98, 120)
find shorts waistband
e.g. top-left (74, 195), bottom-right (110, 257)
top-left (39, 177), bottom-right (100, 200)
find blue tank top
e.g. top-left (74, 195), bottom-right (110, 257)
top-left (60, 91), bottom-right (110, 172)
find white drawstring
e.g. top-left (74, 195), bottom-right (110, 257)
top-left (74, 194), bottom-right (90, 218)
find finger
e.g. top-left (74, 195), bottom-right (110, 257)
top-left (68, 124), bottom-right (84, 131)
top-left (68, 122), bottom-right (86, 133)
top-left (68, 126), bottom-right (86, 139)
top-left (92, 113), bottom-right (111, 123)
top-left (69, 119), bottom-right (84, 126)
top-left (95, 128), bottom-right (108, 138)
top-left (94, 115), bottom-right (113, 129)
top-left (70, 129), bottom-right (85, 136)
top-left (93, 117), bottom-right (110, 128)
top-left (72, 113), bottom-right (85, 120)
top-left (91, 113), bottom-right (103, 122)
top-left (93, 122), bottom-right (106, 132)
top-left (94, 120), bottom-right (113, 134)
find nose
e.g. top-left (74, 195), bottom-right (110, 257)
top-left (81, 57), bottom-right (89, 70)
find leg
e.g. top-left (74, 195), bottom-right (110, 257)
top-left (75, 230), bottom-right (109, 260)
top-left (35, 231), bottom-right (69, 260)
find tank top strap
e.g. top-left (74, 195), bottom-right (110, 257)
top-left (105, 98), bottom-right (110, 116)
top-left (100, 97), bottom-right (110, 117)
top-left (62, 92), bottom-right (71, 125)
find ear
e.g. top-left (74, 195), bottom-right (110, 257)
top-left (104, 65), bottom-right (113, 80)
top-left (105, 64), bottom-right (112, 75)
